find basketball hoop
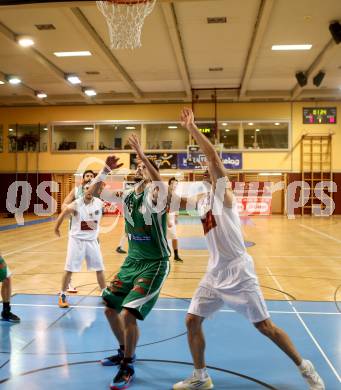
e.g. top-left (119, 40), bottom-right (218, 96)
top-left (96, 0), bottom-right (157, 49)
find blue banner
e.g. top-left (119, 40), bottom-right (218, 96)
top-left (177, 152), bottom-right (242, 169)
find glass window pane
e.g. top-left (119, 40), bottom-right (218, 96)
top-left (243, 122), bottom-right (289, 149)
top-left (40, 125), bottom-right (48, 152)
top-left (8, 124), bottom-right (40, 152)
top-left (219, 123), bottom-right (239, 149)
top-left (98, 124), bottom-right (141, 150)
top-left (52, 124), bottom-right (94, 151)
top-left (195, 122), bottom-right (216, 144)
top-left (146, 124), bottom-right (188, 150)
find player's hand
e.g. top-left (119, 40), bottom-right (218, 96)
top-left (180, 107), bottom-right (195, 130)
top-left (128, 134), bottom-right (143, 157)
top-left (54, 227), bottom-right (61, 237)
top-left (104, 156), bottom-right (123, 171)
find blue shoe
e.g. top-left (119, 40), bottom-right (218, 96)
top-left (110, 363), bottom-right (135, 390)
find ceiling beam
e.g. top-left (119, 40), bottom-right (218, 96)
top-left (69, 7), bottom-right (143, 100)
top-left (161, 2), bottom-right (192, 99)
top-left (0, 20), bottom-right (91, 103)
top-left (291, 38), bottom-right (336, 100)
top-left (239, 0), bottom-right (274, 100)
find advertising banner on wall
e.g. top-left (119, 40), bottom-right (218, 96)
top-left (130, 153), bottom-right (177, 169)
top-left (177, 152), bottom-right (242, 169)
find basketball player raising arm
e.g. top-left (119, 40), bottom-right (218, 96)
top-left (173, 107), bottom-right (325, 390)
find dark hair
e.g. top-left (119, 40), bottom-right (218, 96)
top-left (168, 177), bottom-right (178, 185)
top-left (83, 170), bottom-right (95, 179)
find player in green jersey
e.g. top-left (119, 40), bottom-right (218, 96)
top-left (87, 135), bottom-right (170, 390)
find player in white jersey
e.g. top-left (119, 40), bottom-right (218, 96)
top-left (172, 108), bottom-right (324, 390)
top-left (55, 182), bottom-right (106, 308)
top-left (62, 169), bottom-right (96, 293)
top-left (167, 177), bottom-right (183, 262)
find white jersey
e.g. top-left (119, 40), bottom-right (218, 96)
top-left (197, 192), bottom-right (246, 273)
top-left (70, 197), bottom-right (103, 240)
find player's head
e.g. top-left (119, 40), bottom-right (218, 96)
top-left (82, 183), bottom-right (93, 201)
top-left (82, 170), bottom-right (95, 183)
top-left (134, 159), bottom-right (159, 183)
top-left (168, 177), bottom-right (178, 191)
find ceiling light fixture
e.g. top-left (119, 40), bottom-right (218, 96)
top-left (272, 44), bottom-right (312, 51)
top-left (9, 128), bottom-right (13, 132)
top-left (44, 127), bottom-right (48, 131)
top-left (0, 80), bottom-right (4, 85)
top-left (225, 129), bottom-right (230, 132)
top-left (84, 127), bottom-right (94, 130)
top-left (17, 36), bottom-right (35, 47)
top-left (7, 75), bottom-right (21, 85)
top-left (66, 74), bottom-right (81, 84)
top-left (125, 126), bottom-right (136, 130)
top-left (222, 122), bottom-right (228, 126)
top-left (83, 87), bottom-right (97, 97)
top-left (274, 122), bottom-right (280, 126)
top-left (168, 125), bottom-right (178, 129)
top-left (248, 122), bottom-right (254, 126)
top-left (256, 129), bottom-right (260, 132)
top-left (54, 51), bottom-right (92, 57)
top-left (36, 91), bottom-right (47, 99)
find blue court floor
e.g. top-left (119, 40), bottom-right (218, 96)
top-left (0, 295), bottom-right (340, 389)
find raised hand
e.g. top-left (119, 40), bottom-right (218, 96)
top-left (128, 134), bottom-right (143, 157)
top-left (104, 155), bottom-right (123, 171)
top-left (180, 107), bottom-right (195, 130)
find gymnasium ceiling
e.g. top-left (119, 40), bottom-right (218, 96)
top-left (0, 0), bottom-right (341, 106)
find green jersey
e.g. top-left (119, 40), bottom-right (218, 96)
top-left (123, 189), bottom-right (170, 261)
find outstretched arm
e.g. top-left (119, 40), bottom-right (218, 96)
top-left (85, 156), bottom-right (123, 197)
top-left (128, 134), bottom-right (161, 182)
top-left (61, 188), bottom-right (76, 211)
top-left (181, 107), bottom-right (233, 207)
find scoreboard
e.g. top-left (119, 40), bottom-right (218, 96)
top-left (303, 107), bottom-right (337, 124)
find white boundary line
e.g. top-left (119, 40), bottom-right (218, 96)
top-left (9, 303), bottom-right (341, 316)
top-left (266, 266), bottom-right (341, 383)
top-left (299, 224), bottom-right (341, 244)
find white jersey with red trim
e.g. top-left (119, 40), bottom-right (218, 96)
top-left (70, 197), bottom-right (103, 240)
top-left (197, 192), bottom-right (246, 272)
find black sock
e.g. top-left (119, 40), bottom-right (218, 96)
top-left (174, 249), bottom-right (179, 258)
top-left (119, 345), bottom-right (125, 353)
top-left (122, 357), bottom-right (134, 366)
top-left (2, 302), bottom-right (10, 313)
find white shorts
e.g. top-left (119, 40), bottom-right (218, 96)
top-left (65, 236), bottom-right (104, 272)
top-left (167, 224), bottom-right (177, 240)
top-left (188, 255), bottom-right (269, 323)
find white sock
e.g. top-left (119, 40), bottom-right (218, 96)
top-left (194, 368), bottom-right (208, 381)
top-left (299, 359), bottom-right (308, 371)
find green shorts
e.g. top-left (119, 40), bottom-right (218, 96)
top-left (102, 256), bottom-right (170, 320)
top-left (0, 256), bottom-right (11, 282)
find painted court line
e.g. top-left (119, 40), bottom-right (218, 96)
top-left (9, 303), bottom-right (341, 316)
top-left (266, 266), bottom-right (341, 383)
top-left (299, 224), bottom-right (341, 244)
top-left (2, 237), bottom-right (62, 257)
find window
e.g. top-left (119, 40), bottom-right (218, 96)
top-left (52, 124), bottom-right (95, 151)
top-left (243, 122), bottom-right (289, 149)
top-left (98, 124), bottom-right (141, 150)
top-left (40, 125), bottom-right (49, 152)
top-left (219, 123), bottom-right (238, 149)
top-left (8, 124), bottom-right (45, 152)
top-left (146, 123), bottom-right (188, 150)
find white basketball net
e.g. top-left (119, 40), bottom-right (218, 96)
top-left (96, 0), bottom-right (157, 49)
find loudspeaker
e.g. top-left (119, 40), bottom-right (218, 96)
top-left (313, 71), bottom-right (325, 87)
top-left (295, 72), bottom-right (307, 87)
top-left (329, 21), bottom-right (341, 44)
